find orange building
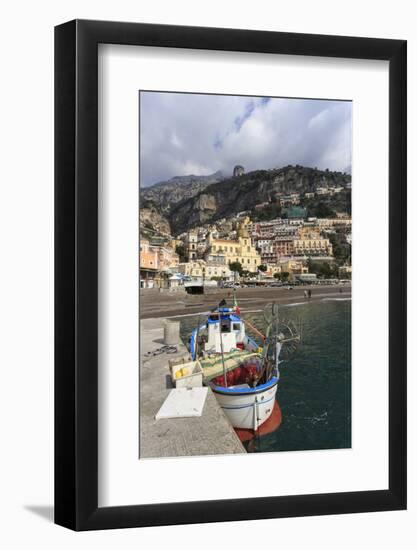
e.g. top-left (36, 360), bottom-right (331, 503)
top-left (274, 237), bottom-right (295, 258)
top-left (140, 240), bottom-right (180, 288)
top-left (140, 240), bottom-right (159, 288)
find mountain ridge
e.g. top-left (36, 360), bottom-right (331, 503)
top-left (140, 165), bottom-right (351, 237)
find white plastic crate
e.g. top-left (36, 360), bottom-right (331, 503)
top-left (170, 360), bottom-right (203, 388)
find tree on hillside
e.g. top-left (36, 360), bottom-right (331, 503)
top-left (175, 244), bottom-right (186, 262)
top-left (310, 201), bottom-right (336, 218)
top-left (273, 271), bottom-right (290, 281)
top-left (241, 270), bottom-right (252, 278)
top-left (329, 233), bottom-right (351, 264)
top-left (258, 264), bottom-right (267, 272)
top-left (251, 203), bottom-right (282, 222)
top-left (307, 259), bottom-right (337, 279)
top-left (229, 261), bottom-right (243, 276)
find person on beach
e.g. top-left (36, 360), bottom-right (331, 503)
top-left (308, 289), bottom-right (312, 299)
top-left (304, 290), bottom-right (308, 299)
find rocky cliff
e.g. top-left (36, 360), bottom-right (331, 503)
top-left (140, 170), bottom-right (225, 216)
top-left (140, 165), bottom-right (351, 236)
top-left (140, 206), bottom-right (171, 239)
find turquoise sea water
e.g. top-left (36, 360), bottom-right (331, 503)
top-left (176, 299), bottom-right (351, 453)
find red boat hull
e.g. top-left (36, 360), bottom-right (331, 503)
top-left (234, 399), bottom-right (282, 443)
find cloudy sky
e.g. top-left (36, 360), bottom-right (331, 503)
top-left (140, 91), bottom-right (351, 187)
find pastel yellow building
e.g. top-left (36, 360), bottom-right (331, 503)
top-left (206, 219), bottom-right (261, 273)
top-left (177, 261), bottom-right (204, 279)
top-left (293, 238), bottom-right (332, 257)
top-left (293, 229), bottom-right (333, 257)
top-left (279, 259), bottom-right (309, 275)
top-left (316, 218), bottom-right (352, 229)
top-left (204, 264), bottom-right (232, 280)
top-left (177, 260), bottom-right (232, 280)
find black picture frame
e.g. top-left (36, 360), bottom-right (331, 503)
top-left (55, 19), bottom-right (407, 531)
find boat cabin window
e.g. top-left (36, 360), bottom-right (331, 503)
top-left (220, 320), bottom-right (231, 333)
top-left (232, 322), bottom-right (240, 331)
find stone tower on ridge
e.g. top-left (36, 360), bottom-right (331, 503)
top-left (233, 165), bottom-right (245, 177)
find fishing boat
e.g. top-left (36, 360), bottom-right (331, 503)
top-left (189, 296), bottom-right (300, 431)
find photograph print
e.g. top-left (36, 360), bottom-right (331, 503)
top-left (139, 91), bottom-right (352, 459)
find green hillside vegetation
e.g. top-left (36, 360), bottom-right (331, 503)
top-left (300, 189), bottom-right (351, 218)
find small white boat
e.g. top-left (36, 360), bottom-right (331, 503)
top-left (189, 298), bottom-right (299, 431)
top-left (212, 376), bottom-right (279, 431)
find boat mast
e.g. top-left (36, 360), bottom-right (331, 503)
top-left (194, 314), bottom-right (202, 358)
top-left (274, 304), bottom-right (281, 378)
top-left (217, 308), bottom-right (228, 387)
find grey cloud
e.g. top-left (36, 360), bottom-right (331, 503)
top-left (140, 92), bottom-right (351, 187)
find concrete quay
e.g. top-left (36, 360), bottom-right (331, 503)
top-left (140, 317), bottom-right (246, 458)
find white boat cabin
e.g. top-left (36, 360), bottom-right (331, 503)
top-left (204, 310), bottom-right (246, 354)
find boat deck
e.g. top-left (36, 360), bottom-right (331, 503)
top-left (200, 349), bottom-right (260, 380)
top-left (140, 318), bottom-right (246, 458)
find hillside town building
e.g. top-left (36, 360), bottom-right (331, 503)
top-left (205, 218), bottom-right (261, 273)
top-left (140, 208), bottom-right (351, 288)
top-left (139, 239), bottom-right (179, 288)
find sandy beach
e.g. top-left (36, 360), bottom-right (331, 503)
top-left (140, 284), bottom-right (351, 319)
